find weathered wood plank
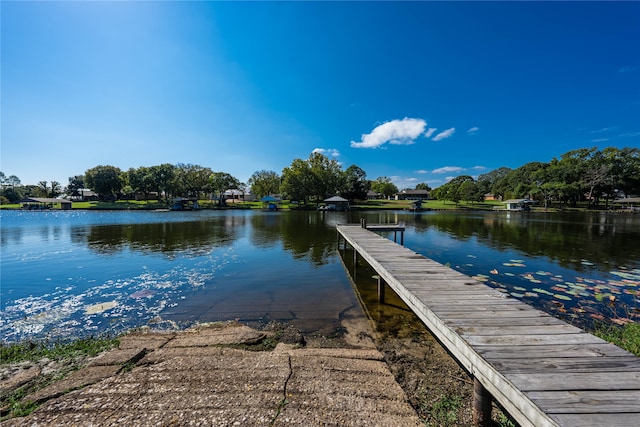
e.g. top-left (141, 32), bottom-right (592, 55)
top-left (550, 413), bottom-right (640, 427)
top-left (507, 371), bottom-right (640, 391)
top-left (491, 356), bottom-right (640, 373)
top-left (527, 390), bottom-right (640, 413)
top-left (475, 343), bottom-right (631, 359)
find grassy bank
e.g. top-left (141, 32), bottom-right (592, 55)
top-left (594, 322), bottom-right (640, 356)
top-left (1, 198), bottom-right (629, 212)
top-left (1, 336), bottom-right (120, 365)
top-left (1, 336), bottom-right (120, 420)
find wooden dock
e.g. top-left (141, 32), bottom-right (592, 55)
top-left (337, 224), bottom-right (640, 427)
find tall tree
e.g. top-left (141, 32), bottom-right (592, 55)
top-left (248, 170), bottom-right (281, 198)
top-left (308, 152), bottom-right (345, 201)
top-left (209, 172), bottom-right (240, 206)
top-left (280, 158), bottom-right (312, 203)
top-left (477, 167), bottom-right (511, 199)
top-left (370, 177), bottom-right (398, 199)
top-left (343, 165), bottom-right (368, 202)
top-left (149, 164), bottom-right (175, 202)
top-left (84, 165), bottom-right (123, 200)
top-left (66, 175), bottom-right (85, 195)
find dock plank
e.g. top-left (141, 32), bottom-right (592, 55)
top-left (337, 224), bottom-right (640, 427)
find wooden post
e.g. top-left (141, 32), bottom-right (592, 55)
top-left (377, 276), bottom-right (385, 304)
top-left (353, 249), bottom-right (357, 280)
top-left (473, 377), bottom-right (492, 427)
top-left (400, 230), bottom-right (404, 246)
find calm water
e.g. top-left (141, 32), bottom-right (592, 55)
top-left (1, 210), bottom-right (639, 343)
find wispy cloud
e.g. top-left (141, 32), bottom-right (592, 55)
top-left (619, 131), bottom-right (640, 139)
top-left (424, 128), bottom-right (437, 138)
top-left (432, 127), bottom-right (456, 141)
top-left (351, 118), bottom-right (426, 148)
top-left (591, 138), bottom-right (609, 143)
top-left (619, 65), bottom-right (640, 73)
top-left (590, 127), bottom-right (616, 134)
top-left (416, 169), bottom-right (428, 174)
top-left (467, 126), bottom-right (479, 134)
top-left (432, 166), bottom-right (464, 174)
top-left (472, 165), bottom-right (486, 170)
top-left (313, 148), bottom-right (340, 157)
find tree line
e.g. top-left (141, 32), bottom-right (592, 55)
top-left (1, 146), bottom-right (638, 207)
top-left (432, 147), bottom-right (640, 207)
top-left (0, 153), bottom-right (406, 205)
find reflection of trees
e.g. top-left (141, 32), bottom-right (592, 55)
top-left (250, 213), bottom-right (337, 266)
top-left (78, 217), bottom-right (242, 256)
top-left (412, 212), bottom-right (640, 271)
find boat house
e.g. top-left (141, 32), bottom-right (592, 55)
top-left (497, 199), bottom-right (534, 211)
top-left (19, 197), bottom-right (72, 210)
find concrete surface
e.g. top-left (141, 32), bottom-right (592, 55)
top-left (2, 323), bottom-right (422, 426)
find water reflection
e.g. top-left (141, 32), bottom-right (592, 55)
top-left (76, 217), bottom-right (243, 257)
top-left (411, 212), bottom-right (640, 271)
top-left (249, 212), bottom-right (342, 265)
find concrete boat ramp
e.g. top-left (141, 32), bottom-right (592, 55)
top-left (2, 323), bottom-right (421, 426)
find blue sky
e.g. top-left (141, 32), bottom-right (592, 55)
top-left (2, 1), bottom-right (639, 190)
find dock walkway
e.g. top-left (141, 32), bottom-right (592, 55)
top-left (337, 224), bottom-right (640, 427)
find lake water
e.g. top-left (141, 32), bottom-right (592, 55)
top-left (1, 210), bottom-right (639, 343)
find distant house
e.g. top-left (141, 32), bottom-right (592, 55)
top-left (70, 189), bottom-right (99, 202)
top-left (366, 190), bottom-right (383, 200)
top-left (19, 197), bottom-right (72, 210)
top-left (484, 193), bottom-right (501, 201)
top-left (224, 189), bottom-right (256, 202)
top-left (394, 189), bottom-right (430, 201)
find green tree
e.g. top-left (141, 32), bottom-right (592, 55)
top-left (342, 165), bottom-right (368, 202)
top-left (605, 147), bottom-right (640, 199)
top-left (415, 182), bottom-right (431, 191)
top-left (308, 152), bottom-right (345, 201)
top-left (172, 164), bottom-right (213, 199)
top-left (281, 158), bottom-right (313, 203)
top-left (66, 175), bottom-right (85, 195)
top-left (84, 165), bottom-right (123, 200)
top-left (248, 170), bottom-right (281, 198)
top-left (0, 186), bottom-right (24, 203)
top-left (370, 177), bottom-right (398, 199)
top-left (149, 164), bottom-right (176, 202)
top-left (34, 181), bottom-right (62, 198)
top-left (433, 175), bottom-right (474, 205)
top-left (127, 167), bottom-right (155, 201)
top-left (209, 172), bottom-right (241, 206)
top-left (477, 167), bottom-right (511, 199)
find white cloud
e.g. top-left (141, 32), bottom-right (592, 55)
top-left (432, 166), bottom-right (464, 174)
top-left (432, 127), bottom-right (456, 141)
top-left (313, 148), bottom-right (340, 157)
top-left (467, 127), bottom-right (479, 134)
top-left (390, 176), bottom-right (419, 190)
top-left (591, 138), bottom-right (609, 143)
top-left (351, 118), bottom-right (426, 148)
top-left (424, 128), bottom-right (437, 138)
top-left (472, 165), bottom-right (486, 170)
top-left (416, 169), bottom-right (428, 174)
